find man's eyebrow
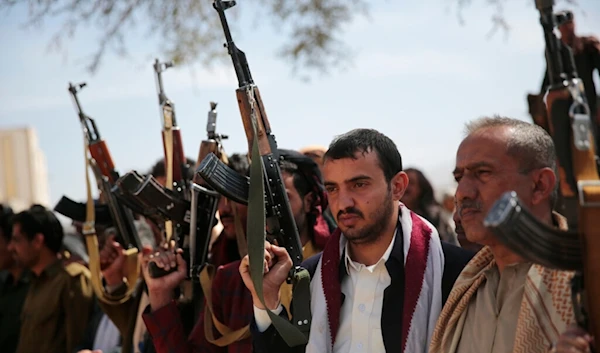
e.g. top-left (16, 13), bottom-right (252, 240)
top-left (345, 175), bottom-right (372, 183)
top-left (453, 161), bottom-right (494, 175)
top-left (323, 175), bottom-right (372, 187)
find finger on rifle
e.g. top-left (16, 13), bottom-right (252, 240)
top-left (140, 245), bottom-right (152, 255)
top-left (239, 255), bottom-right (252, 279)
top-left (150, 252), bottom-right (173, 271)
top-left (175, 252), bottom-right (187, 275)
top-left (556, 338), bottom-right (591, 353)
top-left (270, 244), bottom-right (290, 261)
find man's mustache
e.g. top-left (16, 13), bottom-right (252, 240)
top-left (337, 207), bottom-right (364, 219)
top-left (457, 200), bottom-right (482, 217)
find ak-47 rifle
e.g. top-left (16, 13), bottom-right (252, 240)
top-left (67, 82), bottom-right (142, 252)
top-left (484, 0), bottom-right (600, 347)
top-left (153, 59), bottom-right (190, 247)
top-left (196, 0), bottom-right (310, 346)
top-left (68, 82), bottom-right (141, 305)
top-left (112, 171), bottom-right (220, 280)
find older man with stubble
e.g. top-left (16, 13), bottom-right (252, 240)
top-left (429, 116), bottom-right (579, 353)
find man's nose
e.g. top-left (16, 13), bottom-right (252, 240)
top-left (337, 189), bottom-right (355, 211)
top-left (455, 177), bottom-right (477, 204)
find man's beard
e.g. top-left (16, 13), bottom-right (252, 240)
top-left (341, 188), bottom-right (395, 245)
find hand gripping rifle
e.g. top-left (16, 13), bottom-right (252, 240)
top-left (484, 0), bottom-right (600, 346)
top-left (196, 0), bottom-right (310, 346)
top-left (68, 82), bottom-right (141, 305)
top-left (112, 171), bottom-right (220, 282)
top-left (153, 58), bottom-right (190, 243)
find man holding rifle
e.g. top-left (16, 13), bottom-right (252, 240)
top-left (140, 150), bottom-right (331, 353)
top-left (429, 116), bottom-right (577, 353)
top-left (243, 129), bottom-right (474, 353)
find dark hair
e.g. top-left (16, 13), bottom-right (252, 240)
top-left (405, 168), bottom-right (439, 223)
top-left (324, 129), bottom-right (403, 182)
top-left (0, 204), bottom-right (14, 241)
top-left (227, 153), bottom-right (251, 177)
top-left (149, 157), bottom-right (196, 180)
top-left (12, 204), bottom-right (64, 253)
top-left (278, 149), bottom-right (327, 232)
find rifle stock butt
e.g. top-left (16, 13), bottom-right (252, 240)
top-left (162, 128), bottom-right (187, 183)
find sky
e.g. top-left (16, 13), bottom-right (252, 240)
top-left (1, 0), bottom-right (600, 216)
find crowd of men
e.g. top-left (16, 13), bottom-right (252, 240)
top-left (0, 9), bottom-right (599, 353)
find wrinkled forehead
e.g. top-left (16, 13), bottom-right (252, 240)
top-left (455, 130), bottom-right (510, 168)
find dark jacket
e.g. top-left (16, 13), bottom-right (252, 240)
top-left (250, 239), bottom-right (475, 353)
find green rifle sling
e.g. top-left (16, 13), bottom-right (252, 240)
top-left (247, 111), bottom-right (311, 347)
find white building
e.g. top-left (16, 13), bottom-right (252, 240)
top-left (0, 127), bottom-right (50, 212)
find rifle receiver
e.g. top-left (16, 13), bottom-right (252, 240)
top-left (68, 82), bottom-right (100, 143)
top-left (213, 0), bottom-right (253, 87)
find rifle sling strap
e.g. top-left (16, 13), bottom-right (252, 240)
top-left (232, 203), bottom-right (248, 258)
top-left (82, 136), bottom-right (140, 305)
top-left (246, 106), bottom-right (310, 347)
top-left (163, 117), bottom-right (174, 243)
top-left (200, 265), bottom-right (251, 346)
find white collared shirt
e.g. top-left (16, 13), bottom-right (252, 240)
top-left (254, 231), bottom-right (396, 353)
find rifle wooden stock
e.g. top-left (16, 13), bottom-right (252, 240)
top-left (236, 87), bottom-right (273, 156)
top-left (546, 86), bottom-right (600, 347)
top-left (89, 141), bottom-right (118, 184)
top-left (162, 127), bottom-right (186, 183)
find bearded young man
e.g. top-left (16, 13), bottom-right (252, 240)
top-left (240, 129), bottom-right (475, 353)
top-left (429, 116), bottom-right (579, 353)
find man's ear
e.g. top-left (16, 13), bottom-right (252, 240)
top-left (391, 171), bottom-right (409, 201)
top-left (32, 233), bottom-right (45, 250)
top-left (530, 167), bottom-right (557, 206)
top-left (303, 192), bottom-right (315, 213)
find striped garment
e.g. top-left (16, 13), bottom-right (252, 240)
top-left (429, 213), bottom-right (575, 353)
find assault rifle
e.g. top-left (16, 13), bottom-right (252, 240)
top-left (67, 82), bottom-right (141, 305)
top-left (67, 82), bottom-right (142, 252)
top-left (484, 0), bottom-right (600, 347)
top-left (196, 0), bottom-right (309, 346)
top-left (112, 171), bottom-right (220, 281)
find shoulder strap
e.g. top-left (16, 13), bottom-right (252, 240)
top-left (200, 265), bottom-right (250, 346)
top-left (246, 107), bottom-right (311, 347)
top-left (81, 136), bottom-right (140, 305)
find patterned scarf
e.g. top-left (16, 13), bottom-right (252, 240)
top-left (429, 213), bottom-right (575, 353)
top-left (307, 203), bottom-right (445, 353)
